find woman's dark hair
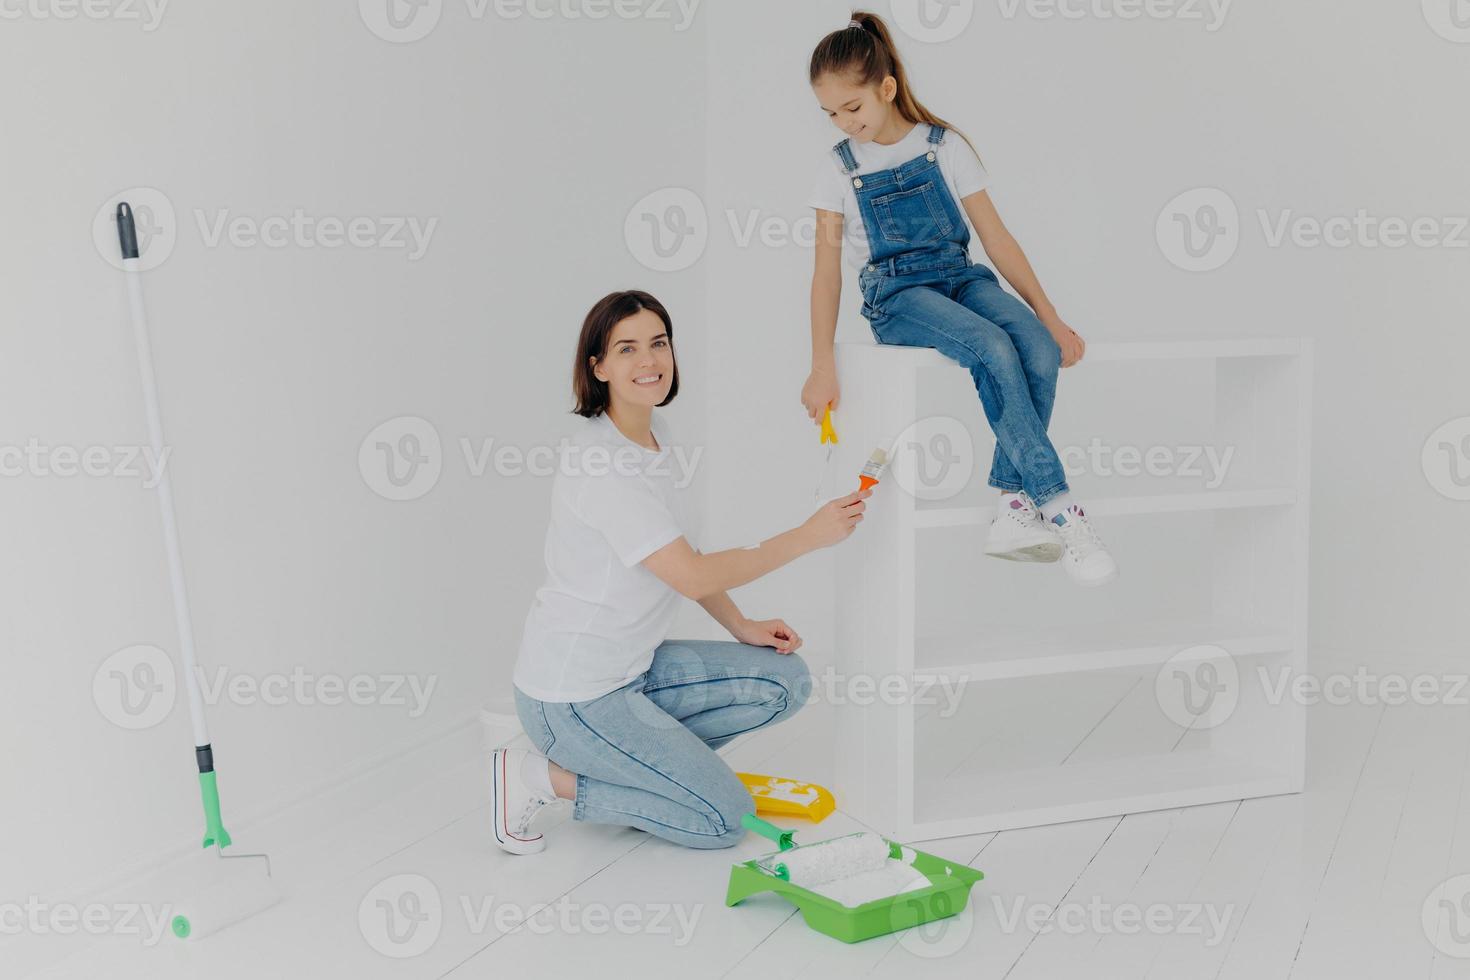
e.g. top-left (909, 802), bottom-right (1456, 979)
top-left (809, 10), bottom-right (982, 162)
top-left (572, 289), bottom-right (679, 418)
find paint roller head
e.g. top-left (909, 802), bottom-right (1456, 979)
top-left (762, 831), bottom-right (892, 888)
top-left (169, 849), bottom-right (279, 941)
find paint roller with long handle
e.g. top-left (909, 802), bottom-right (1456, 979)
top-left (116, 202), bottom-right (279, 940)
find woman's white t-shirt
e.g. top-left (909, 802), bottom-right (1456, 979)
top-left (512, 411), bottom-right (697, 703)
top-left (807, 121), bottom-right (991, 270)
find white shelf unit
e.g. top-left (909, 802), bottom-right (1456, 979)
top-left (830, 338), bottom-right (1312, 842)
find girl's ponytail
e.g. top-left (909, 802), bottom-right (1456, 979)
top-left (810, 10), bottom-right (982, 163)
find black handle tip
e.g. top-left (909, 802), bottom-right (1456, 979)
top-left (116, 202), bottom-right (139, 260)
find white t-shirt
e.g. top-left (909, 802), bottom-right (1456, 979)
top-left (512, 411), bottom-right (697, 703)
top-left (808, 122), bottom-right (991, 269)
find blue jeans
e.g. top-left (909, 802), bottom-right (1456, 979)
top-left (512, 639), bottom-right (811, 849)
top-left (859, 256), bottom-right (1069, 507)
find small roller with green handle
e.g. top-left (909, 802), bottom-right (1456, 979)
top-left (729, 814), bottom-right (984, 944)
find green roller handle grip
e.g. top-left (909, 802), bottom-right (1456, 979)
top-left (742, 813), bottom-right (795, 849)
top-left (199, 771), bottom-right (233, 849)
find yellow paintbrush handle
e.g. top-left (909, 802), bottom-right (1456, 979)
top-left (819, 405), bottom-right (838, 445)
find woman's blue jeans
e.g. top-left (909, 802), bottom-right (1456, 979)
top-left (512, 639), bottom-right (811, 849)
top-left (859, 257), bottom-right (1069, 507)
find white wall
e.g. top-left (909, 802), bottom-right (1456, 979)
top-left (0, 1), bottom-right (706, 900)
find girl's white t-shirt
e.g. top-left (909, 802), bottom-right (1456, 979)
top-left (807, 121), bottom-right (991, 270)
top-left (512, 411), bottom-right (697, 703)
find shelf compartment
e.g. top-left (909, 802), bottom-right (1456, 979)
top-left (915, 615), bottom-right (1291, 682)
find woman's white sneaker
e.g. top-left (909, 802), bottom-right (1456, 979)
top-left (492, 747), bottom-right (555, 855)
top-left (1049, 505), bottom-right (1119, 587)
top-left (984, 492), bottom-right (1062, 562)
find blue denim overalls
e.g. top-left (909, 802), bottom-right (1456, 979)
top-left (835, 124), bottom-right (1070, 507)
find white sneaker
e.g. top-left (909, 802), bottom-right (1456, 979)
top-left (984, 493), bottom-right (1062, 562)
top-left (1049, 505), bottom-right (1119, 587)
top-left (492, 747), bottom-right (555, 855)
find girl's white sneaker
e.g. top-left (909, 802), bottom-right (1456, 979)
top-left (984, 492), bottom-right (1062, 562)
top-left (492, 747), bottom-right (555, 855)
top-left (1049, 505), bottom-right (1119, 587)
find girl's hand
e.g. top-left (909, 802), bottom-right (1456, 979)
top-left (802, 488), bottom-right (870, 548)
top-left (801, 368), bottom-right (840, 422)
top-left (735, 617), bottom-right (803, 654)
top-left (1043, 315), bottom-right (1086, 367)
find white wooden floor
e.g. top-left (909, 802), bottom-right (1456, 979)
top-left (18, 646), bottom-right (1470, 980)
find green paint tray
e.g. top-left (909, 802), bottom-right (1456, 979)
top-left (725, 814), bottom-right (984, 944)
